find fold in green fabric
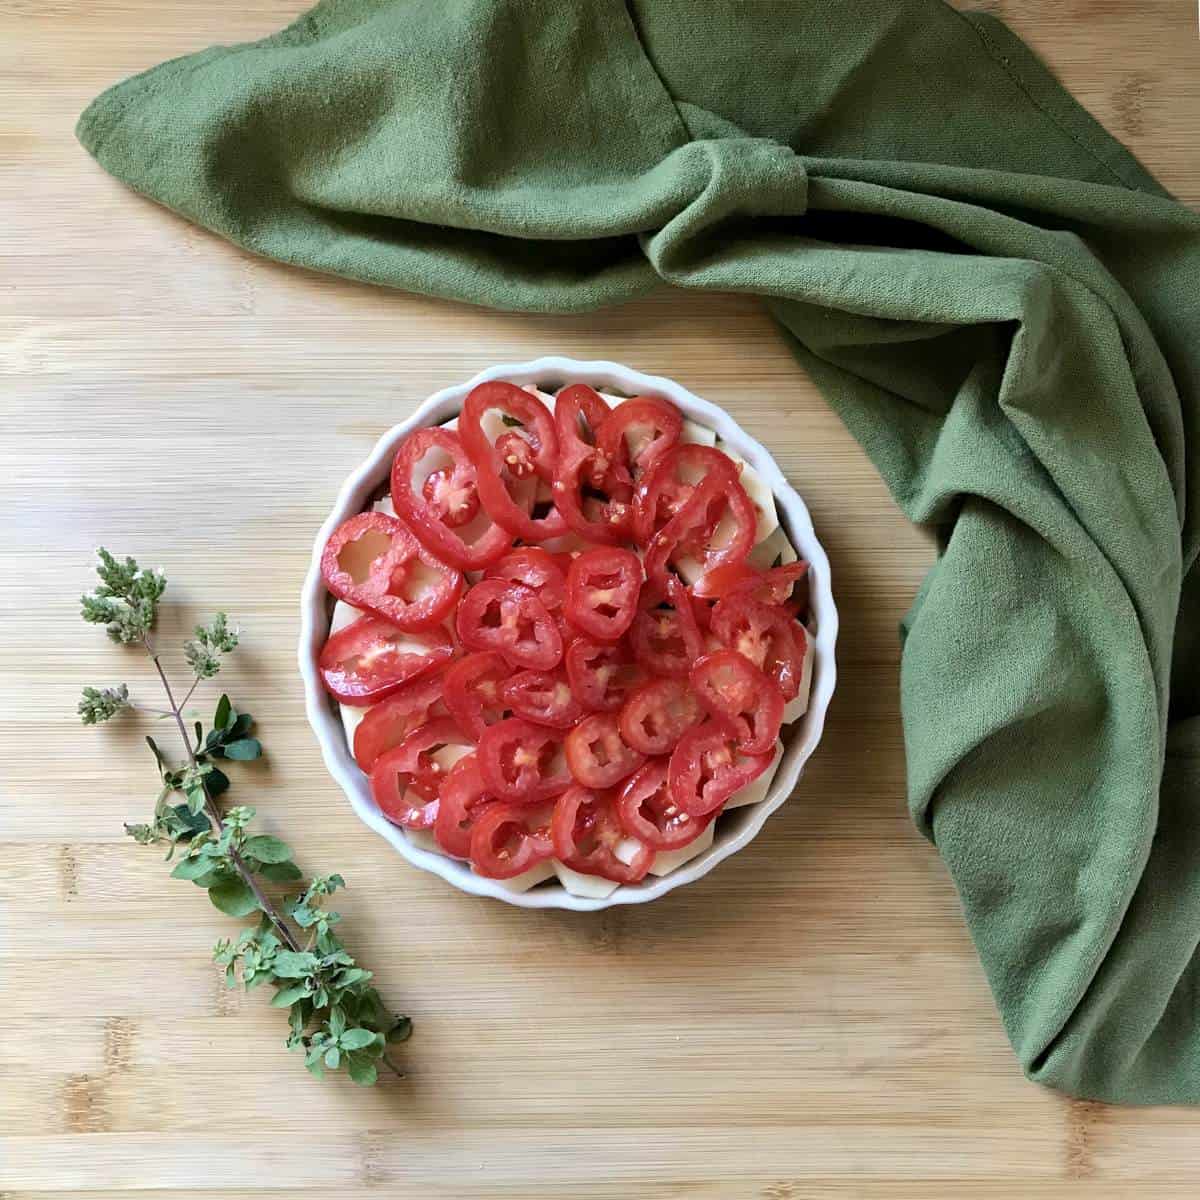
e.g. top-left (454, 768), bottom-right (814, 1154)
top-left (77, 0), bottom-right (1200, 1103)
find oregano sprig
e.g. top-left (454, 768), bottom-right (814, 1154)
top-left (79, 548), bottom-right (410, 1084)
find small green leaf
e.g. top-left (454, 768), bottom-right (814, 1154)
top-left (259, 860), bottom-right (303, 883)
top-left (272, 950), bottom-right (319, 979)
top-left (228, 713), bottom-right (254, 738)
top-left (222, 738), bottom-right (262, 761)
top-left (146, 736), bottom-right (167, 771)
top-left (214, 694), bottom-right (232, 732)
top-left (170, 855), bottom-right (211, 881)
top-left (387, 1016), bottom-right (414, 1043)
top-left (205, 766), bottom-right (230, 798)
top-left (324, 1046), bottom-right (341, 1069)
top-left (242, 835), bottom-right (291, 864)
top-left (170, 804), bottom-right (211, 837)
top-left (328, 1007), bottom-right (346, 1039)
top-left (339, 1028), bottom-right (375, 1051)
top-left (305, 1057), bottom-right (325, 1080)
top-left (346, 1055), bottom-right (378, 1086)
top-left (500, 413), bottom-right (523, 427)
top-left (208, 879), bottom-right (259, 917)
top-left (271, 984), bottom-right (310, 1008)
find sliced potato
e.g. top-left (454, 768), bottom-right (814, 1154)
top-left (553, 861), bottom-right (619, 898)
top-left (725, 740), bottom-right (784, 810)
top-left (649, 822), bottom-right (715, 876)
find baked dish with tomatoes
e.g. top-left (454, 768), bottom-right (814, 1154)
top-left (311, 372), bottom-right (821, 901)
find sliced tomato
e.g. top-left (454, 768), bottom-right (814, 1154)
top-left (551, 785), bottom-right (653, 883)
top-left (434, 754), bottom-right (495, 859)
top-left (456, 578), bottom-right (563, 670)
top-left (690, 649), bottom-right (783, 754)
top-left (564, 711), bottom-right (646, 789)
top-left (632, 444), bottom-right (739, 544)
top-left (320, 510), bottom-right (463, 630)
top-left (477, 717), bottom-right (572, 803)
top-left (470, 801), bottom-right (555, 879)
top-left (551, 383), bottom-right (633, 545)
top-left (484, 547), bottom-right (567, 614)
top-left (501, 669), bottom-right (583, 730)
top-left (565, 638), bottom-right (642, 712)
top-left (352, 669), bottom-right (447, 770)
top-left (616, 759), bottom-right (713, 851)
top-left (642, 469), bottom-right (755, 591)
top-left (711, 594), bottom-right (806, 700)
top-left (369, 718), bottom-right (473, 828)
top-left (693, 560), bottom-right (808, 609)
top-left (618, 676), bottom-right (704, 757)
top-left (318, 615), bottom-right (453, 705)
top-left (629, 575), bottom-right (704, 677)
top-left (442, 650), bottom-right (510, 737)
top-left (668, 718), bottom-right (774, 817)
top-left (458, 381), bottom-right (565, 540)
top-left (390, 427), bottom-right (513, 570)
top-left (565, 547), bottom-right (643, 641)
top-left (595, 397), bottom-right (681, 490)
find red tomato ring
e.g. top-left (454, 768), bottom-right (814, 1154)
top-left (390, 426), bottom-right (513, 569)
top-left (458, 381), bottom-right (566, 541)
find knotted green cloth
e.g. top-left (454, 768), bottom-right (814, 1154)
top-left (78, 0), bottom-right (1200, 1103)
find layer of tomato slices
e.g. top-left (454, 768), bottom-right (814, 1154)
top-left (318, 381), bottom-right (812, 885)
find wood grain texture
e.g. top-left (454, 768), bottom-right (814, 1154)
top-left (1, 0), bottom-right (1198, 1194)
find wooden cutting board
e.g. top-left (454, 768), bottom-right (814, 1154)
top-left (2, 2), bottom-right (1198, 1195)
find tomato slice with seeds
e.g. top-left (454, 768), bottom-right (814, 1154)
top-left (434, 754), bottom-right (496, 859)
top-left (501, 669), bottom-right (583, 730)
top-left (565, 547), bottom-right (643, 641)
top-left (690, 649), bottom-right (784, 754)
top-left (693, 560), bottom-right (808, 609)
top-left (595, 397), bottom-right (681, 490)
top-left (456, 578), bottom-right (563, 670)
top-left (642, 469), bottom-right (756, 591)
top-left (616, 759), bottom-right (713, 851)
top-left (318, 615), bottom-right (453, 705)
top-left (565, 638), bottom-right (642, 712)
top-left (352, 668), bottom-right (447, 770)
top-left (710, 594), bottom-right (805, 700)
top-left (618, 676), bottom-right (704, 757)
top-left (442, 650), bottom-right (510, 738)
top-left (369, 718), bottom-right (473, 828)
top-left (629, 575), bottom-right (704, 677)
top-left (477, 717), bottom-right (572, 803)
top-left (390, 427), bottom-right (513, 570)
top-left (668, 718), bottom-right (774, 817)
top-left (459, 381), bottom-right (566, 540)
top-left (484, 547), bottom-right (567, 614)
top-left (551, 384), bottom-right (633, 545)
top-left (564, 711), bottom-right (646, 789)
top-left (551, 785), bottom-right (653, 883)
top-left (470, 801), bottom-right (555, 879)
top-left (632, 444), bottom-right (739, 544)
top-left (320, 510), bottom-right (463, 630)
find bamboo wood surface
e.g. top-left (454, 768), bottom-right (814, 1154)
top-left (2, 1), bottom-right (1198, 1195)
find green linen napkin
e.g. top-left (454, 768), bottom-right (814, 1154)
top-left (77, 0), bottom-right (1200, 1104)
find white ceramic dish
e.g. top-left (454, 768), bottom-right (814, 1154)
top-left (299, 356), bottom-right (838, 911)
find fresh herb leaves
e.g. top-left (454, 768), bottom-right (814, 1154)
top-left (79, 548), bottom-right (409, 1084)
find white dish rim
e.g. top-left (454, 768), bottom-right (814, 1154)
top-left (298, 356), bottom-right (838, 911)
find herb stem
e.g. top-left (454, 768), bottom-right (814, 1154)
top-left (145, 639), bottom-right (404, 1080)
top-left (147, 645), bottom-right (301, 954)
top-left (177, 675), bottom-right (202, 714)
